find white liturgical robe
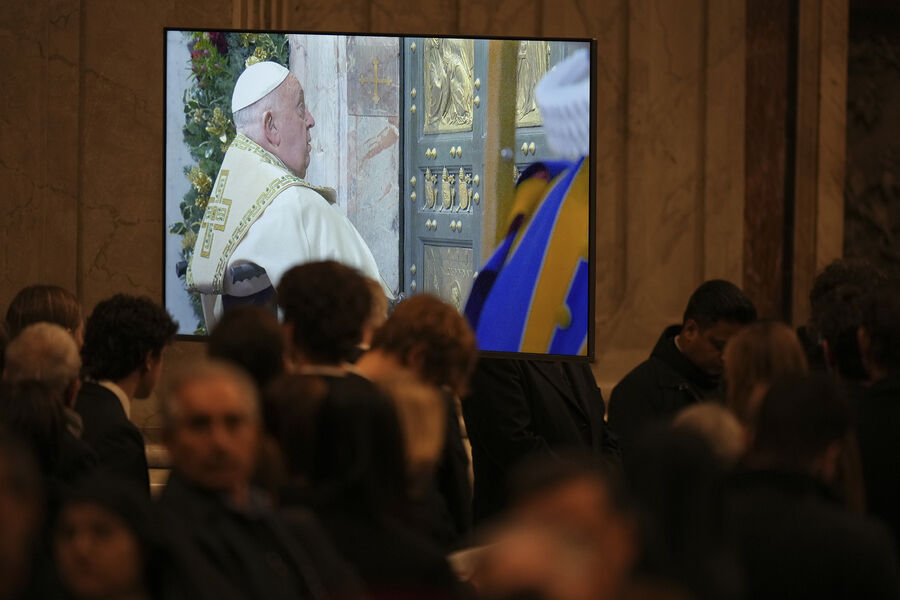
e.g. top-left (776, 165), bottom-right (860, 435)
top-left (186, 133), bottom-right (390, 329)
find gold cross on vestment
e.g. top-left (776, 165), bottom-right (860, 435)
top-left (359, 57), bottom-right (392, 104)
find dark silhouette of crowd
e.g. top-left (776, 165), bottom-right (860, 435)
top-left (2, 260), bottom-right (900, 600)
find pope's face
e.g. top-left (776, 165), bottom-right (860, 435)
top-left (275, 74), bottom-right (315, 177)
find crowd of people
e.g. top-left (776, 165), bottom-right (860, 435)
top-left (1, 258), bottom-right (900, 600)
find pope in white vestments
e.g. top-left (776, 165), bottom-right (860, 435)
top-left (186, 62), bottom-right (390, 329)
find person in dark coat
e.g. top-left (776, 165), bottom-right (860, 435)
top-left (463, 357), bottom-right (618, 524)
top-left (857, 283), bottom-right (900, 549)
top-left (728, 375), bottom-right (900, 599)
top-left (356, 294), bottom-right (478, 549)
top-left (157, 359), bottom-right (359, 600)
top-left (608, 279), bottom-right (756, 455)
top-left (77, 295), bottom-right (177, 492)
top-left (270, 372), bottom-right (464, 600)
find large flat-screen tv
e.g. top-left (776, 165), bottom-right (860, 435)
top-left (164, 29), bottom-right (595, 359)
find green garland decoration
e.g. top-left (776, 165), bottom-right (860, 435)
top-left (169, 31), bottom-right (289, 334)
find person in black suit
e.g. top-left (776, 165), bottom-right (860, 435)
top-left (607, 280), bottom-right (756, 455)
top-left (462, 357), bottom-right (619, 524)
top-left (78, 294), bottom-right (177, 492)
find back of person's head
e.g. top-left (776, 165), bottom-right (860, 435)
top-left (5, 284), bottom-right (83, 343)
top-left (0, 428), bottom-right (44, 600)
top-left (277, 260), bottom-right (372, 365)
top-left (370, 294), bottom-right (477, 396)
top-left (723, 320), bottom-right (808, 425)
top-left (858, 281), bottom-right (900, 379)
top-left (673, 403), bottom-right (745, 468)
top-left (269, 373), bottom-right (408, 517)
top-left (814, 283), bottom-right (870, 381)
top-left (749, 375), bottom-right (853, 473)
top-left (809, 259), bottom-right (886, 326)
top-left (3, 323), bottom-right (81, 396)
top-left (682, 280), bottom-right (757, 328)
top-left (54, 475), bottom-right (160, 600)
top-left (81, 294), bottom-right (177, 382)
top-left (0, 381), bottom-right (65, 475)
top-left (208, 305), bottom-right (284, 390)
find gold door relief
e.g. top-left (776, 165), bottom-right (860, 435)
top-left (424, 38), bottom-right (475, 134)
top-left (515, 40), bottom-right (550, 128)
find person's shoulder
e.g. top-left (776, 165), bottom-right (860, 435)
top-left (75, 382), bottom-right (122, 416)
top-left (610, 357), bottom-right (666, 397)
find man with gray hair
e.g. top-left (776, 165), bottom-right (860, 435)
top-left (4, 322), bottom-right (84, 437)
top-left (157, 359), bottom-right (360, 600)
top-left (186, 61), bottom-right (390, 330)
top-left (2, 323), bottom-right (97, 482)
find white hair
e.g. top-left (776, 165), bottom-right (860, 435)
top-left (232, 76), bottom-right (289, 136)
top-left (3, 322), bottom-right (81, 393)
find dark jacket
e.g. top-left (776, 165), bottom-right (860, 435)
top-left (158, 472), bottom-right (350, 600)
top-left (857, 374), bottom-right (900, 549)
top-left (727, 469), bottom-right (900, 599)
top-left (608, 325), bottom-right (721, 454)
top-left (462, 357), bottom-right (617, 524)
top-left (409, 390), bottom-right (472, 551)
top-left (281, 485), bottom-right (463, 600)
top-left (74, 381), bottom-right (148, 492)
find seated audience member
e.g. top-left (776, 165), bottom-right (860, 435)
top-left (722, 320), bottom-right (808, 427)
top-left (471, 456), bottom-right (638, 600)
top-left (54, 476), bottom-right (163, 600)
top-left (277, 260), bottom-right (373, 372)
top-left (464, 355), bottom-right (618, 525)
top-left (804, 258), bottom-right (886, 374)
top-left (624, 425), bottom-right (742, 600)
top-left (5, 284), bottom-right (85, 349)
top-left (0, 429), bottom-right (56, 599)
top-left (856, 283), bottom-right (900, 548)
top-left (357, 294), bottom-right (477, 547)
top-left (608, 279), bottom-right (756, 454)
top-left (78, 295), bottom-right (177, 491)
top-left (158, 360), bottom-right (358, 600)
top-left (673, 403), bottom-right (745, 468)
top-left (729, 375), bottom-right (900, 599)
top-left (3, 323), bottom-right (97, 483)
top-left (270, 373), bottom-right (463, 600)
top-left (208, 305), bottom-right (286, 390)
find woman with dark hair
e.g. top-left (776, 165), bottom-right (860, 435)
top-left (5, 284), bottom-right (84, 348)
top-left (270, 373), bottom-right (463, 600)
top-left (54, 476), bottom-right (163, 600)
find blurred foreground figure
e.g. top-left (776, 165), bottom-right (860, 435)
top-left (729, 376), bottom-right (900, 599)
top-left (0, 430), bottom-right (52, 599)
top-left (158, 360), bottom-right (358, 600)
top-left (54, 477), bottom-right (162, 600)
top-left (471, 457), bottom-right (639, 600)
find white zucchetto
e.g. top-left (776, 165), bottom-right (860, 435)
top-left (231, 61), bottom-right (291, 113)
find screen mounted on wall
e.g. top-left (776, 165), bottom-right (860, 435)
top-left (164, 29), bottom-right (595, 358)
